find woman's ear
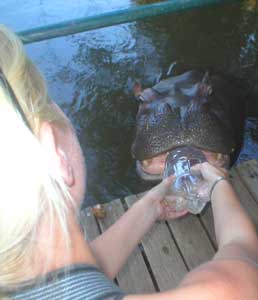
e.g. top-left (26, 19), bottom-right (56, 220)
top-left (39, 122), bottom-right (75, 187)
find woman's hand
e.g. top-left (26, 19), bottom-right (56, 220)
top-left (141, 176), bottom-right (188, 221)
top-left (191, 162), bottom-right (228, 184)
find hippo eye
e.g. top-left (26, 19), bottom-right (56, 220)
top-left (138, 95), bottom-right (145, 103)
top-left (207, 86), bottom-right (213, 95)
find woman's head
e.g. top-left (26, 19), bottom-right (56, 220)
top-left (0, 25), bottom-right (85, 288)
top-left (0, 25), bottom-right (67, 133)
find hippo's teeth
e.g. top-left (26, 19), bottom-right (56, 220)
top-left (217, 153), bottom-right (222, 161)
top-left (142, 160), bottom-right (149, 167)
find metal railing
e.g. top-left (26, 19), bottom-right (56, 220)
top-left (18, 0), bottom-right (237, 44)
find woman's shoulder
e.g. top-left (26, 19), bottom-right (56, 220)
top-left (181, 259), bottom-right (258, 298)
top-left (6, 264), bottom-right (125, 300)
top-left (124, 259), bottom-right (258, 300)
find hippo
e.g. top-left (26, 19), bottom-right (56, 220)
top-left (131, 69), bottom-right (247, 181)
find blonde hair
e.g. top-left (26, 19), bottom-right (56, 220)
top-left (0, 25), bottom-right (73, 288)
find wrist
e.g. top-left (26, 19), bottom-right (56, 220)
top-left (210, 178), bottom-right (231, 202)
top-left (136, 193), bottom-right (161, 223)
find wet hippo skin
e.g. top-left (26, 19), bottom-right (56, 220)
top-left (131, 69), bottom-right (247, 180)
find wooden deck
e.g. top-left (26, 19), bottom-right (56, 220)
top-left (80, 160), bottom-right (258, 293)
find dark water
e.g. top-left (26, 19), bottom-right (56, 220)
top-left (1, 0), bottom-right (258, 206)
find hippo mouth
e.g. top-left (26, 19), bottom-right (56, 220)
top-left (136, 152), bottom-right (169, 181)
top-left (132, 69), bottom-right (246, 181)
top-left (137, 148), bottom-right (230, 181)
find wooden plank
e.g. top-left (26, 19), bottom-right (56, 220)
top-left (138, 192), bottom-right (216, 250)
top-left (236, 160), bottom-right (258, 204)
top-left (230, 168), bottom-right (258, 231)
top-left (126, 195), bottom-right (188, 291)
top-left (97, 198), bottom-right (156, 294)
top-left (167, 214), bottom-right (215, 270)
top-left (79, 208), bottom-right (100, 241)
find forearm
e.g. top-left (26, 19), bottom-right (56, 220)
top-left (211, 180), bottom-right (258, 261)
top-left (90, 197), bottom-right (158, 279)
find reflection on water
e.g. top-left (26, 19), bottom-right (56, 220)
top-left (1, 0), bottom-right (258, 206)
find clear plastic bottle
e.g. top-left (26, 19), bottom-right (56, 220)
top-left (163, 146), bottom-right (210, 214)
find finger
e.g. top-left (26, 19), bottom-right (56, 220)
top-left (165, 208), bottom-right (188, 219)
top-left (190, 163), bottom-right (202, 172)
top-left (146, 175), bottom-right (175, 200)
top-left (162, 175), bottom-right (176, 186)
top-left (220, 167), bottom-right (229, 178)
top-left (201, 161), bottom-right (212, 169)
top-left (190, 164), bottom-right (202, 174)
top-left (192, 162), bottom-right (216, 175)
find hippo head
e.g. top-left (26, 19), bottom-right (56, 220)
top-left (132, 70), bottom-right (245, 181)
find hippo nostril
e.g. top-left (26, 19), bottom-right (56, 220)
top-left (164, 103), bottom-right (173, 113)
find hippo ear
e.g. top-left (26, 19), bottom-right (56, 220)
top-left (198, 72), bottom-right (213, 97)
top-left (133, 80), bottom-right (144, 102)
top-left (201, 72), bottom-right (212, 90)
top-left (166, 61), bottom-right (177, 77)
top-left (202, 71), bottom-right (209, 83)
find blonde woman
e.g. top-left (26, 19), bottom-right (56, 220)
top-left (0, 24), bottom-right (257, 300)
